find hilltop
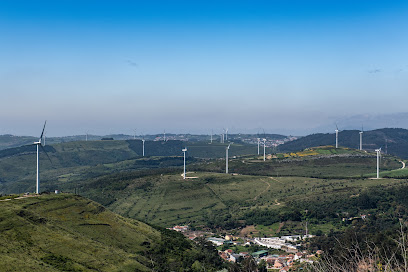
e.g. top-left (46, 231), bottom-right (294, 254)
top-left (0, 193), bottom-right (222, 271)
top-left (279, 128), bottom-right (408, 159)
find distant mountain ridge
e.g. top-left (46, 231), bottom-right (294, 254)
top-left (0, 133), bottom-right (287, 151)
top-left (278, 128), bottom-right (408, 159)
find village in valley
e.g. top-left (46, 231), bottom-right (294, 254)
top-left (170, 225), bottom-right (321, 271)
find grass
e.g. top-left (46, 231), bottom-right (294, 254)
top-left (191, 149), bottom-right (402, 179)
top-left (72, 170), bottom-right (404, 233)
top-left (0, 140), bottom-right (257, 194)
top-left (0, 194), bottom-right (161, 271)
top-left (2, 143), bottom-right (407, 239)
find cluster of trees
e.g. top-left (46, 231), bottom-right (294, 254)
top-left (146, 227), bottom-right (225, 272)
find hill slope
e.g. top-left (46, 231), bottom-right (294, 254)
top-left (279, 128), bottom-right (408, 159)
top-left (0, 139), bottom-right (256, 194)
top-left (0, 194), bottom-right (160, 271)
top-left (0, 194), bottom-right (223, 271)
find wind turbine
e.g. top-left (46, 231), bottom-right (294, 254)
top-left (335, 124), bottom-right (339, 148)
top-left (225, 128), bottom-right (228, 141)
top-left (142, 139), bottom-right (145, 156)
top-left (182, 148), bottom-right (187, 179)
top-left (375, 148), bottom-right (381, 179)
top-left (33, 121), bottom-right (51, 194)
top-left (226, 143), bottom-right (231, 174)
top-left (359, 125), bottom-right (363, 151)
top-left (210, 130), bottom-right (213, 144)
top-left (257, 138), bottom-right (260, 155)
top-left (163, 130), bottom-right (166, 141)
top-left (263, 138), bottom-right (266, 161)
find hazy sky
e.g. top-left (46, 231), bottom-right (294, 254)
top-left (1, 0), bottom-right (407, 136)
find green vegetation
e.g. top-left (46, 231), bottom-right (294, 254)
top-left (2, 136), bottom-right (408, 270)
top-left (0, 194), bottom-right (223, 271)
top-left (279, 128), bottom-right (408, 159)
top-left (0, 134), bottom-right (37, 150)
top-left (58, 168), bottom-right (404, 234)
top-left (191, 148), bottom-right (401, 179)
top-left (0, 139), bottom-right (257, 194)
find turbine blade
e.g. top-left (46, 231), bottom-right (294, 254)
top-left (40, 145), bottom-right (52, 164)
top-left (40, 120), bottom-right (47, 139)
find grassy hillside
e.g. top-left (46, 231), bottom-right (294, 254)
top-left (64, 167), bottom-right (405, 233)
top-left (0, 193), bottom-right (159, 271)
top-left (0, 139), bottom-right (256, 194)
top-left (0, 135), bottom-right (38, 150)
top-left (0, 193), bottom-right (223, 272)
top-left (279, 128), bottom-right (408, 159)
top-left (191, 147), bottom-right (402, 179)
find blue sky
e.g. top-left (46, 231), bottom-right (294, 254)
top-left (1, 0), bottom-right (407, 136)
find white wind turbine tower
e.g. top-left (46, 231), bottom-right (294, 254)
top-left (182, 148), bottom-right (187, 179)
top-left (226, 143), bottom-right (231, 174)
top-left (210, 130), bottom-right (213, 144)
top-left (375, 148), bottom-right (382, 179)
top-left (359, 125), bottom-right (363, 151)
top-left (257, 138), bottom-right (260, 155)
top-left (335, 124), bottom-right (339, 148)
top-left (33, 121), bottom-right (51, 194)
top-left (142, 139), bottom-right (145, 156)
top-left (263, 138), bottom-right (266, 161)
top-left (225, 128), bottom-right (228, 141)
top-left (163, 130), bottom-right (166, 141)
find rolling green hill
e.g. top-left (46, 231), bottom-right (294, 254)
top-left (51, 146), bottom-right (406, 230)
top-left (0, 193), bottom-right (223, 272)
top-left (59, 169), bottom-right (407, 236)
top-left (191, 147), bottom-right (402, 179)
top-left (0, 139), bottom-right (256, 194)
top-left (279, 128), bottom-right (408, 159)
top-left (0, 135), bottom-right (38, 150)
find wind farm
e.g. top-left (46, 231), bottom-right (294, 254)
top-left (2, 0), bottom-right (408, 271)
